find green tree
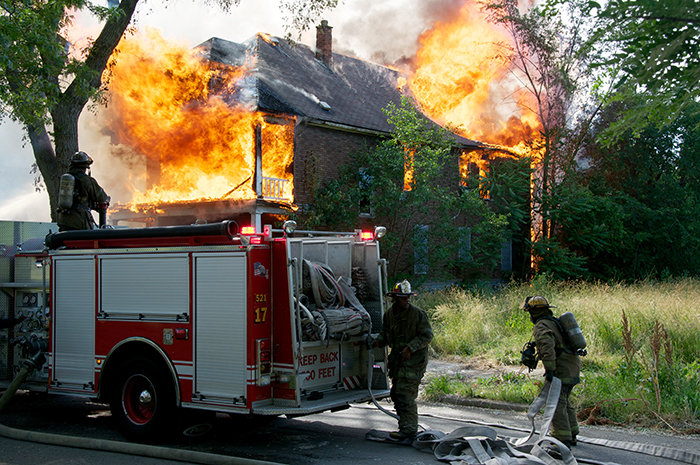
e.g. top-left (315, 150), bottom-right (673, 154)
top-left (580, 99), bottom-right (700, 279)
top-left (592, 0), bottom-right (700, 142)
top-left (305, 97), bottom-right (508, 281)
top-left (0, 0), bottom-right (336, 221)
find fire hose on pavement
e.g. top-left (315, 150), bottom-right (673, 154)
top-left (0, 342), bottom-right (283, 465)
top-left (364, 337), bottom-right (573, 463)
top-left (363, 344), bottom-right (700, 465)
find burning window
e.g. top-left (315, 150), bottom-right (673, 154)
top-left (459, 150), bottom-right (490, 199)
top-left (404, 149), bottom-right (415, 192)
top-left (100, 29), bottom-right (295, 210)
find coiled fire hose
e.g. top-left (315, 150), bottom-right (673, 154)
top-left (0, 351), bottom-right (282, 465)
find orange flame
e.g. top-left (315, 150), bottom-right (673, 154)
top-left (103, 29), bottom-right (294, 208)
top-left (408, 2), bottom-right (541, 157)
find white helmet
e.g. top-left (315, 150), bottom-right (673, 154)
top-left (387, 280), bottom-right (416, 296)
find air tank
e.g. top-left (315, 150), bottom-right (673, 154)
top-left (58, 173), bottom-right (75, 210)
top-left (559, 311), bottom-right (587, 350)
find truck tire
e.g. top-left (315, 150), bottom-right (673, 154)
top-left (110, 357), bottom-right (175, 442)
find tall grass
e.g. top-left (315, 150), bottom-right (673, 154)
top-left (415, 277), bottom-right (700, 428)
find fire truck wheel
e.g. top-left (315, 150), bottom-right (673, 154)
top-left (110, 357), bottom-right (175, 441)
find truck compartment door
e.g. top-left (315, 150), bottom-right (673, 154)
top-left (52, 257), bottom-right (96, 390)
top-left (193, 253), bottom-right (247, 404)
top-left (99, 254), bottom-right (189, 320)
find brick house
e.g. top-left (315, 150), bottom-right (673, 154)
top-left (112, 22), bottom-right (483, 228)
top-left (108, 23), bottom-right (523, 279)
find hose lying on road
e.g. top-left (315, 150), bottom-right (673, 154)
top-left (0, 356), bottom-right (283, 465)
top-left (354, 391), bottom-right (700, 465)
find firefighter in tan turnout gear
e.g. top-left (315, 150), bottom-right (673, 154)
top-left (522, 295), bottom-right (581, 450)
top-left (57, 151), bottom-right (109, 232)
top-left (373, 280), bottom-right (433, 442)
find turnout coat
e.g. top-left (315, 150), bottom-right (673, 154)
top-left (533, 317), bottom-right (581, 385)
top-left (376, 302), bottom-right (433, 379)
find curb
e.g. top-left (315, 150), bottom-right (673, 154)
top-left (434, 395), bottom-right (529, 412)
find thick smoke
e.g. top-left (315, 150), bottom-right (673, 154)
top-left (327, 0), bottom-right (468, 67)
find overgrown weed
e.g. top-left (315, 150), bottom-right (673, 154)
top-left (414, 278), bottom-right (700, 429)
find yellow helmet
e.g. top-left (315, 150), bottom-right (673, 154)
top-left (521, 295), bottom-right (556, 311)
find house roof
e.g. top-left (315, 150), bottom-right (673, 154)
top-left (197, 34), bottom-right (482, 148)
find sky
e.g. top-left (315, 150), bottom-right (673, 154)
top-left (0, 0), bottom-right (456, 223)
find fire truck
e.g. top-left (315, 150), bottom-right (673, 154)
top-left (1, 220), bottom-right (390, 440)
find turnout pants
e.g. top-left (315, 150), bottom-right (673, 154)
top-left (390, 375), bottom-right (421, 435)
top-left (550, 383), bottom-right (579, 442)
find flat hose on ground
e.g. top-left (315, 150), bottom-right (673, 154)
top-left (0, 360), bottom-right (283, 465)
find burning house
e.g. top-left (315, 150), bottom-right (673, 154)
top-left (108, 22), bottom-right (485, 230)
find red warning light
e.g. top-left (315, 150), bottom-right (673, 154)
top-left (360, 231), bottom-right (374, 241)
top-left (241, 226), bottom-right (256, 235)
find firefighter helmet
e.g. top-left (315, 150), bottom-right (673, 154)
top-left (70, 151), bottom-right (93, 166)
top-left (387, 279), bottom-right (416, 297)
top-left (521, 295), bottom-right (556, 311)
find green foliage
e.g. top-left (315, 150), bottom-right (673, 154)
top-left (580, 100), bottom-right (700, 280)
top-left (592, 0), bottom-right (700, 141)
top-left (424, 372), bottom-right (539, 405)
top-left (304, 97), bottom-right (508, 279)
top-left (483, 156), bottom-right (532, 233)
top-left (423, 375), bottom-right (461, 401)
top-left (0, 1), bottom-right (106, 126)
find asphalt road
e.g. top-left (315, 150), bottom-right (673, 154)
top-left (1, 390), bottom-right (699, 465)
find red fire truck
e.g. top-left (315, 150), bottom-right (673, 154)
top-left (2, 220), bottom-right (390, 440)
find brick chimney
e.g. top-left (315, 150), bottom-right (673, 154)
top-left (316, 20), bottom-right (333, 67)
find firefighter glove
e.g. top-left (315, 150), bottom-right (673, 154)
top-left (544, 370), bottom-right (554, 382)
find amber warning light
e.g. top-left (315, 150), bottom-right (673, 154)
top-left (241, 226), bottom-right (256, 235)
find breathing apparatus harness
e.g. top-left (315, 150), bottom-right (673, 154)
top-left (520, 340), bottom-right (539, 372)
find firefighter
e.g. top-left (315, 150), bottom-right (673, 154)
top-left (373, 280), bottom-right (433, 442)
top-left (57, 151), bottom-right (110, 232)
top-left (522, 295), bottom-right (581, 451)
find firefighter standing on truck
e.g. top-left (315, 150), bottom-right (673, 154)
top-left (373, 280), bottom-right (433, 442)
top-left (57, 151), bottom-right (109, 232)
top-left (522, 295), bottom-right (581, 452)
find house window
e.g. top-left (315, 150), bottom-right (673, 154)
top-left (459, 150), bottom-right (489, 199)
top-left (413, 225), bottom-right (429, 275)
top-left (359, 168), bottom-right (373, 218)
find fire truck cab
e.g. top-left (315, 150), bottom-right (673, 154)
top-left (3, 220), bottom-right (390, 440)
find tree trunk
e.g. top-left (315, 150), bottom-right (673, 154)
top-left (27, 124), bottom-right (61, 222)
top-left (30, 0), bottom-right (140, 219)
